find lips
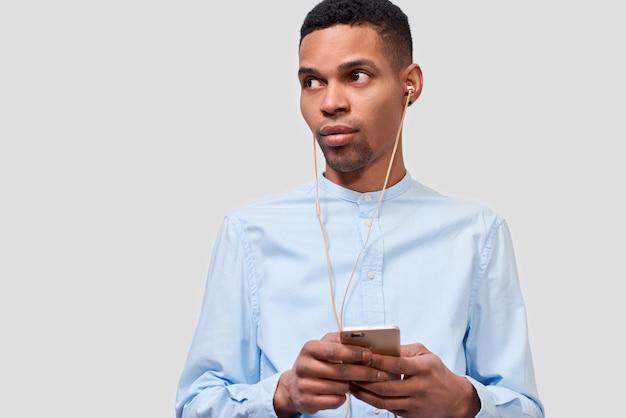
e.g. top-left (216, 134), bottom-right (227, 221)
top-left (319, 125), bottom-right (357, 147)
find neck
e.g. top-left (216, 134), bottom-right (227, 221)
top-left (324, 157), bottom-right (406, 193)
top-left (325, 167), bottom-right (407, 193)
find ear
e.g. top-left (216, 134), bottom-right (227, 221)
top-left (403, 63), bottom-right (423, 105)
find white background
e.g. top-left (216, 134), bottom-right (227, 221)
top-left (1, 1), bottom-right (624, 417)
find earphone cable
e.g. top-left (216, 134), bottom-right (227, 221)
top-left (314, 89), bottom-right (412, 418)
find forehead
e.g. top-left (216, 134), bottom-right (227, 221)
top-left (299, 24), bottom-right (388, 71)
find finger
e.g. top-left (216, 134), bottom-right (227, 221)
top-left (297, 357), bottom-right (391, 382)
top-left (320, 332), bottom-right (341, 343)
top-left (367, 353), bottom-right (407, 376)
top-left (294, 391), bottom-right (349, 415)
top-left (337, 362), bottom-right (394, 382)
top-left (368, 343), bottom-right (431, 375)
top-left (295, 376), bottom-right (351, 396)
top-left (302, 394), bottom-right (348, 412)
top-left (303, 339), bottom-right (372, 364)
top-left (348, 383), bottom-right (407, 414)
top-left (400, 342), bottom-right (429, 357)
top-left (350, 378), bottom-right (406, 397)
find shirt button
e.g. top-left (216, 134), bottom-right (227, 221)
top-left (372, 407), bottom-right (380, 414)
top-left (364, 194), bottom-right (372, 202)
top-left (367, 271), bottom-right (375, 280)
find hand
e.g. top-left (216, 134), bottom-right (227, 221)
top-left (273, 332), bottom-right (393, 417)
top-left (348, 343), bottom-right (481, 418)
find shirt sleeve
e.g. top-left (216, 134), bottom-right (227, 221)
top-left (175, 216), bottom-right (279, 418)
top-left (465, 218), bottom-right (545, 417)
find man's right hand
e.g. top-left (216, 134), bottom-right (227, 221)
top-left (273, 332), bottom-right (392, 417)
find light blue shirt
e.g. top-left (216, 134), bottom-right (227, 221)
top-left (176, 172), bottom-right (544, 417)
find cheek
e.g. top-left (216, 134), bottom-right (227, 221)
top-left (378, 99), bottom-right (403, 130)
top-left (366, 100), bottom-right (399, 133)
top-left (363, 89), bottom-right (399, 117)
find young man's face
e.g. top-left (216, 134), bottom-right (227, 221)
top-left (298, 24), bottom-right (407, 182)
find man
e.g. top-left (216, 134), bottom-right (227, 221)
top-left (176, 0), bottom-right (544, 417)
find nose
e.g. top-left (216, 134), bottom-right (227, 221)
top-left (320, 83), bottom-right (349, 116)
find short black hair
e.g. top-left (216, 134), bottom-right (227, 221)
top-left (300, 0), bottom-right (413, 71)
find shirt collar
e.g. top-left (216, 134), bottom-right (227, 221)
top-left (318, 171), bottom-right (413, 203)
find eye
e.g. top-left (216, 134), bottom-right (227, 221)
top-left (304, 78), bottom-right (323, 90)
top-left (350, 71), bottom-right (371, 84)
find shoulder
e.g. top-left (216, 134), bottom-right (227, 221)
top-left (225, 183), bottom-right (317, 223)
top-left (404, 178), bottom-right (505, 230)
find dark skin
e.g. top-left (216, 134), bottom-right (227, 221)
top-left (349, 343), bottom-right (480, 418)
top-left (274, 333), bottom-right (480, 418)
top-left (274, 333), bottom-right (382, 415)
top-left (274, 24), bottom-right (481, 418)
top-left (298, 24), bottom-right (419, 193)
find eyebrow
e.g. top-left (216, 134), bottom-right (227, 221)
top-left (298, 58), bottom-right (379, 76)
top-left (339, 59), bottom-right (378, 71)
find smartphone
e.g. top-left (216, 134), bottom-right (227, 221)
top-left (340, 325), bottom-right (401, 356)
